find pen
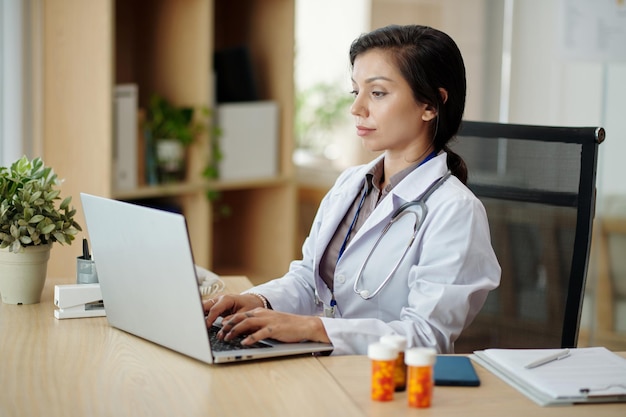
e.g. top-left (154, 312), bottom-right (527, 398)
top-left (524, 349), bottom-right (570, 369)
top-left (83, 238), bottom-right (91, 260)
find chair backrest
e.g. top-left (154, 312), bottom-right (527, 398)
top-left (451, 121), bottom-right (605, 353)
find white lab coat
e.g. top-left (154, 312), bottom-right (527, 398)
top-left (247, 152), bottom-right (501, 355)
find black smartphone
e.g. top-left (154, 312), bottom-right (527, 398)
top-left (434, 355), bottom-right (481, 386)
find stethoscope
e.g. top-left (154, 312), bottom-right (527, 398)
top-left (353, 170), bottom-right (452, 300)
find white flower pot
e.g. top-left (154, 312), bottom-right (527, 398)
top-left (156, 138), bottom-right (186, 183)
top-left (0, 244), bottom-right (51, 305)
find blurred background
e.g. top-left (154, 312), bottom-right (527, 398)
top-left (1, 0), bottom-right (624, 350)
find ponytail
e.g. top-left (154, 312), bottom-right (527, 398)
top-left (444, 147), bottom-right (467, 185)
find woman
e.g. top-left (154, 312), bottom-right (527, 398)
top-left (204, 24), bottom-right (500, 355)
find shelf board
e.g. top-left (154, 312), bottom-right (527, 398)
top-left (112, 182), bottom-right (206, 200)
top-left (112, 175), bottom-right (293, 200)
top-left (207, 174), bottom-right (292, 191)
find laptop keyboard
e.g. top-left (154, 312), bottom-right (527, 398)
top-left (208, 325), bottom-right (272, 351)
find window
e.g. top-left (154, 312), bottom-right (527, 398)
top-left (0, 0), bottom-right (38, 166)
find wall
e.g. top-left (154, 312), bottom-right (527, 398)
top-left (507, 0), bottom-right (626, 212)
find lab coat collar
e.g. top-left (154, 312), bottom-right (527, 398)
top-left (390, 152), bottom-right (450, 202)
top-left (356, 153), bottom-right (447, 234)
top-left (333, 152), bottom-right (449, 201)
top-left (333, 152), bottom-right (450, 259)
top-left (326, 154), bottom-right (384, 209)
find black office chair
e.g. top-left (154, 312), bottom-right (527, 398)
top-left (451, 121), bottom-right (605, 353)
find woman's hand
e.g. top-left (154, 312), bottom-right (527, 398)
top-left (203, 294), bottom-right (261, 328)
top-left (218, 308), bottom-right (330, 346)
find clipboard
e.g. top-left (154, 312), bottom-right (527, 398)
top-left (471, 347), bottom-right (626, 406)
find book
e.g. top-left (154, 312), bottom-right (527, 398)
top-left (114, 84), bottom-right (138, 190)
top-left (472, 347), bottom-right (626, 406)
top-left (217, 101), bottom-right (279, 181)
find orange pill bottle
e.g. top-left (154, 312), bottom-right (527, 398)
top-left (405, 347), bottom-right (437, 408)
top-left (367, 342), bottom-right (397, 402)
top-left (379, 334), bottom-right (407, 392)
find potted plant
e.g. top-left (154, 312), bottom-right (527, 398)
top-left (144, 94), bottom-right (210, 183)
top-left (0, 156), bottom-right (81, 304)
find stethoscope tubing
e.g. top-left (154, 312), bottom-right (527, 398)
top-left (353, 171), bottom-right (452, 300)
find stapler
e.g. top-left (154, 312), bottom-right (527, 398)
top-left (54, 283), bottom-right (106, 319)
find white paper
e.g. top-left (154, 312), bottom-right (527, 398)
top-left (477, 347), bottom-right (626, 400)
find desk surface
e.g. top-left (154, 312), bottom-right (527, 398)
top-left (0, 276), bottom-right (362, 417)
top-left (319, 355), bottom-right (626, 417)
top-left (1, 276), bottom-right (625, 417)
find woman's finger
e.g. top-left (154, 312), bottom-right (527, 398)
top-left (220, 309), bottom-right (263, 339)
top-left (241, 325), bottom-right (276, 345)
top-left (204, 295), bottom-right (237, 327)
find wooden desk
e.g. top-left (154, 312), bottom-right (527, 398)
top-left (2, 276), bottom-right (625, 417)
top-left (0, 276), bottom-right (362, 417)
top-left (319, 355), bottom-right (626, 416)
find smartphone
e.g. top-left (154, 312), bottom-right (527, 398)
top-left (434, 355), bottom-right (481, 386)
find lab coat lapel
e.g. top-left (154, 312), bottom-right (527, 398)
top-left (348, 153), bottom-right (450, 243)
top-left (313, 156), bottom-right (383, 258)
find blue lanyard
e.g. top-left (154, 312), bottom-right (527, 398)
top-left (336, 186), bottom-right (367, 262)
top-left (330, 183), bottom-right (367, 315)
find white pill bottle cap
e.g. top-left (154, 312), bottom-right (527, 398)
top-left (405, 347), bottom-right (437, 366)
top-left (368, 342), bottom-right (398, 361)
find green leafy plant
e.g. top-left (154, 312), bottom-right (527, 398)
top-left (145, 94), bottom-right (208, 146)
top-left (0, 156), bottom-right (81, 253)
top-left (202, 125), bottom-right (231, 214)
top-left (144, 93), bottom-right (224, 189)
top-left (295, 80), bottom-right (353, 153)
top-left (143, 93), bottom-right (227, 208)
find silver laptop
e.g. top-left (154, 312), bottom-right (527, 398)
top-left (80, 193), bottom-right (333, 363)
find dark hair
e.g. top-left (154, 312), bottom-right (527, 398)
top-left (349, 24), bottom-right (468, 184)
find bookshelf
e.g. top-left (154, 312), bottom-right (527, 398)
top-left (42, 0), bottom-right (297, 285)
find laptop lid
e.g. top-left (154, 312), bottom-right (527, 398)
top-left (80, 193), bottom-right (333, 364)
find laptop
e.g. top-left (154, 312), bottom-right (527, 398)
top-left (80, 193), bottom-right (334, 364)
